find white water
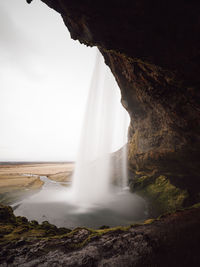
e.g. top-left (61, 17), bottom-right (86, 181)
top-left (70, 50), bottom-right (129, 206)
top-left (13, 50), bottom-right (148, 228)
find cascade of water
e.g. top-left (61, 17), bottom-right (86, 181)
top-left (71, 49), bottom-right (130, 206)
top-left (13, 50), bottom-right (148, 228)
top-left (120, 115), bottom-right (129, 190)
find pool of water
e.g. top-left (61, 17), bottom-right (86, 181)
top-left (13, 176), bottom-right (148, 229)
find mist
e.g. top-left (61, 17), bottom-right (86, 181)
top-left (0, 0), bottom-right (128, 162)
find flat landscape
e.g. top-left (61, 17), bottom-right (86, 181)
top-left (0, 162), bottom-right (74, 175)
top-left (0, 162), bottom-right (74, 205)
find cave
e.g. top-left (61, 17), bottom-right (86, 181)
top-left (30, 0), bottom-right (200, 212)
top-left (0, 0), bottom-right (200, 266)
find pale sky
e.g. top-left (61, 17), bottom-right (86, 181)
top-left (0, 0), bottom-right (129, 162)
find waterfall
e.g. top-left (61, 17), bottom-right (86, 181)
top-left (13, 50), bottom-right (148, 228)
top-left (71, 50), bottom-right (130, 206)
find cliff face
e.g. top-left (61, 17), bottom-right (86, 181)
top-left (33, 0), bottom-right (200, 212)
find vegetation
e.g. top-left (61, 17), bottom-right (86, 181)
top-left (0, 204), bottom-right (71, 244)
top-left (130, 175), bottom-right (188, 215)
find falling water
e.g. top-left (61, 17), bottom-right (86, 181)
top-left (71, 50), bottom-right (130, 206)
top-left (13, 49), bottom-right (148, 228)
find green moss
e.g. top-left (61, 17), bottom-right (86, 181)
top-left (143, 218), bottom-right (155, 224)
top-left (0, 204), bottom-right (73, 243)
top-left (12, 225), bottom-right (30, 235)
top-left (0, 204), bottom-right (16, 223)
top-left (131, 175), bottom-right (154, 191)
top-left (16, 216), bottom-right (28, 224)
top-left (0, 225), bottom-right (14, 236)
top-left (30, 220), bottom-right (39, 226)
top-left (132, 175), bottom-right (188, 214)
top-left (39, 221), bottom-right (57, 231)
top-left (191, 202), bottom-right (200, 209)
top-left (1, 201), bottom-right (200, 252)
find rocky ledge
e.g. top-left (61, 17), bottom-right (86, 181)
top-left (0, 204), bottom-right (200, 266)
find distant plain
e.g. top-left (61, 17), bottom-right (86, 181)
top-left (0, 162), bottom-right (74, 204)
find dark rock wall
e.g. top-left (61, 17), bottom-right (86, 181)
top-left (31, 0), bottom-right (200, 209)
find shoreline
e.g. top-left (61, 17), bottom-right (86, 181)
top-left (0, 162), bottom-right (74, 205)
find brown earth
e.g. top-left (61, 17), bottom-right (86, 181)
top-left (0, 163), bottom-right (74, 205)
top-left (0, 163), bottom-right (74, 176)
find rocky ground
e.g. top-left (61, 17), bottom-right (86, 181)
top-left (0, 204), bottom-right (200, 266)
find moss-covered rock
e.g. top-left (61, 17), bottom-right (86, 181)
top-left (1, 203), bottom-right (200, 266)
top-left (0, 204), bottom-right (16, 224)
top-left (0, 204), bottom-right (71, 242)
top-left (0, 225), bottom-right (14, 237)
top-left (130, 175), bottom-right (188, 215)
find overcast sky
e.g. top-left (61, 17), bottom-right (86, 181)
top-left (0, 0), bottom-right (128, 162)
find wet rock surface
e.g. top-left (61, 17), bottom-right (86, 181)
top-left (1, 204), bottom-right (200, 266)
